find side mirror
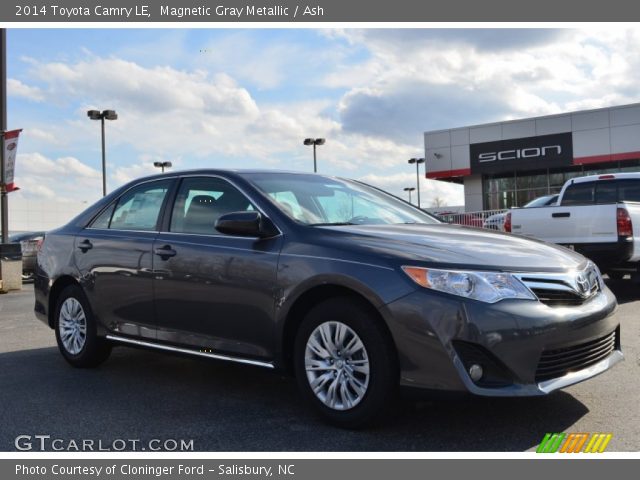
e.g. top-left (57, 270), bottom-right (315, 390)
top-left (215, 211), bottom-right (275, 238)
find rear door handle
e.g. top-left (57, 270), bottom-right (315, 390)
top-left (154, 245), bottom-right (177, 260)
top-left (77, 239), bottom-right (93, 252)
top-left (552, 212), bottom-right (571, 218)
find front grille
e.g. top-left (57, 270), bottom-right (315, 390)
top-left (517, 265), bottom-right (601, 307)
top-left (535, 330), bottom-right (617, 382)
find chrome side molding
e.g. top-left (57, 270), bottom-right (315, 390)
top-left (105, 335), bottom-right (275, 369)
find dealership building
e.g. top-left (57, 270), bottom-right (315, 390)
top-left (424, 103), bottom-right (640, 212)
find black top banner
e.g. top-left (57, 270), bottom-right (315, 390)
top-left (470, 132), bottom-right (574, 175)
top-left (2, 0), bottom-right (640, 22)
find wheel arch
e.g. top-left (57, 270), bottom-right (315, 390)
top-left (48, 275), bottom-right (82, 328)
top-left (279, 283), bottom-right (397, 373)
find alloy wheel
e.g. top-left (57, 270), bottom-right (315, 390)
top-left (58, 297), bottom-right (88, 355)
top-left (304, 321), bottom-right (370, 411)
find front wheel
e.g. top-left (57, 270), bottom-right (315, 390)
top-left (54, 285), bottom-right (111, 368)
top-left (294, 297), bottom-right (398, 428)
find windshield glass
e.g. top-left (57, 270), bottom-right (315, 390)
top-left (243, 173), bottom-right (440, 226)
top-left (524, 195), bottom-right (558, 208)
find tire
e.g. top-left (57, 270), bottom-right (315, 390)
top-left (607, 271), bottom-right (625, 280)
top-left (54, 284), bottom-right (111, 368)
top-left (294, 297), bottom-right (398, 428)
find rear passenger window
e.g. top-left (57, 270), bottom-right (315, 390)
top-left (595, 182), bottom-right (617, 204)
top-left (617, 180), bottom-right (640, 202)
top-left (170, 177), bottom-right (255, 235)
top-left (561, 182), bottom-right (595, 205)
top-left (109, 180), bottom-right (171, 231)
top-left (90, 204), bottom-right (115, 229)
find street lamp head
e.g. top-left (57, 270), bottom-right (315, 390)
top-left (403, 187), bottom-right (416, 192)
top-left (102, 110), bottom-right (118, 121)
top-left (303, 138), bottom-right (314, 146)
top-left (416, 157), bottom-right (425, 164)
top-left (314, 138), bottom-right (326, 145)
top-left (87, 110), bottom-right (102, 120)
top-left (153, 162), bottom-right (163, 168)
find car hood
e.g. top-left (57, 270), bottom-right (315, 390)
top-left (320, 223), bottom-right (587, 272)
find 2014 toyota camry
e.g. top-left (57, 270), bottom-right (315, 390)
top-left (34, 170), bottom-right (622, 427)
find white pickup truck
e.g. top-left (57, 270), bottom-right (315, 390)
top-left (505, 172), bottom-right (640, 279)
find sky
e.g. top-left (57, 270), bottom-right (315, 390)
top-left (8, 27), bottom-right (640, 208)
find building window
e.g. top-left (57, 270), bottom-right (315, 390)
top-left (481, 159), bottom-right (640, 210)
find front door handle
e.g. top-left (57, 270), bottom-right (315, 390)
top-left (77, 239), bottom-right (93, 252)
top-left (154, 245), bottom-right (177, 260)
top-left (552, 212), bottom-right (571, 218)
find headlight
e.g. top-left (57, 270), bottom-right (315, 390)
top-left (401, 266), bottom-right (536, 303)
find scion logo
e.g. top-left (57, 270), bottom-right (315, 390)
top-left (478, 145), bottom-right (562, 163)
top-left (469, 132), bottom-right (573, 174)
top-left (536, 432), bottom-right (613, 453)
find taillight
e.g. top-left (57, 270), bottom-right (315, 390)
top-left (504, 212), bottom-right (512, 232)
top-left (617, 208), bottom-right (633, 237)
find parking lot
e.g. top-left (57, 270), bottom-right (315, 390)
top-left (0, 282), bottom-right (638, 452)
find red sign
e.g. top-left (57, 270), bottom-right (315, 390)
top-left (2, 129), bottom-right (22, 192)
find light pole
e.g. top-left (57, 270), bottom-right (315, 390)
top-left (408, 157), bottom-right (425, 208)
top-left (303, 138), bottom-right (325, 173)
top-left (153, 161), bottom-right (172, 173)
top-left (404, 187), bottom-right (416, 204)
top-left (87, 109), bottom-right (118, 197)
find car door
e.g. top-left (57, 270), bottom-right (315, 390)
top-left (152, 175), bottom-right (283, 361)
top-left (74, 178), bottom-right (174, 339)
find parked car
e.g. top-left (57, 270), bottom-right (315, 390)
top-left (483, 194), bottom-right (559, 231)
top-left (506, 173), bottom-right (640, 280)
top-left (9, 231), bottom-right (45, 282)
top-left (35, 170), bottom-right (622, 427)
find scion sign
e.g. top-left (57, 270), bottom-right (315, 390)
top-left (470, 132), bottom-right (573, 174)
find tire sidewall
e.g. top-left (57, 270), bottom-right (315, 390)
top-left (294, 297), bottom-right (397, 427)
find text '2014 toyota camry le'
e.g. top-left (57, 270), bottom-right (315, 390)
top-left (34, 170), bottom-right (623, 427)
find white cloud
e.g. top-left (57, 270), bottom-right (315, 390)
top-left (358, 172), bottom-right (464, 207)
top-left (14, 152), bottom-right (102, 203)
top-left (31, 58), bottom-right (259, 118)
top-left (7, 78), bottom-right (44, 101)
top-left (332, 29), bottom-right (640, 143)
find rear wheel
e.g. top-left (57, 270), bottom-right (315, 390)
top-left (54, 285), bottom-right (111, 368)
top-left (294, 297), bottom-right (397, 428)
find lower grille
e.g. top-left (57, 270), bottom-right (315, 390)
top-left (535, 330), bottom-right (617, 382)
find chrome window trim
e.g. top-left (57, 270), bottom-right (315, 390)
top-left (85, 173), bottom-right (283, 239)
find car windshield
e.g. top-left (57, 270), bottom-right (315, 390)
top-left (243, 173), bottom-right (440, 226)
top-left (524, 195), bottom-right (558, 208)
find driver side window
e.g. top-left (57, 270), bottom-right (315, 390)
top-left (170, 177), bottom-right (255, 235)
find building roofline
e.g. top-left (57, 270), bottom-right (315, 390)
top-left (424, 101), bottom-right (640, 136)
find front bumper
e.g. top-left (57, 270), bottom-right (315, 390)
top-left (382, 283), bottom-right (622, 396)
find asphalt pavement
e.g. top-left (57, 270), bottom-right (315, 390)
top-left (0, 282), bottom-right (638, 451)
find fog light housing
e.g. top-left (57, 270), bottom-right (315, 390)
top-left (468, 364), bottom-right (483, 382)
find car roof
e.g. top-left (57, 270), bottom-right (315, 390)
top-left (570, 172), bottom-right (640, 184)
